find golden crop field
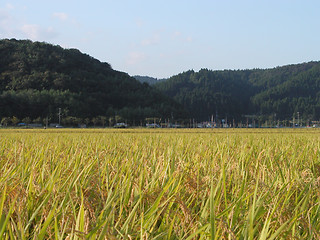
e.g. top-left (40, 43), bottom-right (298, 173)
top-left (1, 128), bottom-right (320, 239)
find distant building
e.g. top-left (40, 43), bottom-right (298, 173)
top-left (114, 123), bottom-right (128, 128)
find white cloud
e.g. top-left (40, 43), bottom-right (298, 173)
top-left (186, 36), bottom-right (193, 42)
top-left (5, 3), bottom-right (14, 10)
top-left (173, 31), bottom-right (181, 38)
top-left (141, 34), bottom-right (160, 46)
top-left (20, 24), bottom-right (57, 40)
top-left (0, 8), bottom-right (14, 36)
top-left (126, 51), bottom-right (146, 65)
top-left (0, 5), bottom-right (58, 40)
top-left (52, 12), bottom-right (68, 21)
top-left (52, 12), bottom-right (81, 29)
top-left (20, 24), bottom-right (39, 39)
top-left (172, 31), bottom-right (193, 43)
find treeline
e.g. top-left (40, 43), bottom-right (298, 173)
top-left (154, 62), bottom-right (320, 122)
top-left (0, 114), bottom-right (161, 128)
top-left (250, 62), bottom-right (320, 120)
top-left (155, 69), bottom-right (254, 121)
top-left (0, 39), bottom-right (187, 125)
top-left (2, 39), bottom-right (320, 126)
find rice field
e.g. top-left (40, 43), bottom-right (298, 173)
top-left (1, 128), bottom-right (320, 239)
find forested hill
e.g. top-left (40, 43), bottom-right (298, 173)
top-left (0, 39), bottom-right (187, 124)
top-left (154, 62), bottom-right (320, 122)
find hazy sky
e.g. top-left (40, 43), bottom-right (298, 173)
top-left (1, 0), bottom-right (319, 78)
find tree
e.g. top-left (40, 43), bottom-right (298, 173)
top-left (0, 39), bottom-right (187, 122)
top-left (1, 117), bottom-right (11, 127)
top-left (115, 115), bottom-right (123, 124)
top-left (33, 117), bottom-right (42, 124)
top-left (84, 118), bottom-right (91, 126)
top-left (108, 117), bottom-right (115, 127)
top-left (11, 116), bottom-right (20, 126)
top-left (22, 117), bottom-right (31, 125)
top-left (92, 117), bottom-right (100, 127)
top-left (98, 116), bottom-right (107, 127)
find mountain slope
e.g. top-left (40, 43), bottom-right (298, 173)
top-left (0, 39), bottom-right (187, 123)
top-left (250, 62), bottom-right (320, 119)
top-left (154, 62), bottom-right (320, 122)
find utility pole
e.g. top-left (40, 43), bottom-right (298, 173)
top-left (211, 114), bottom-right (214, 128)
top-left (58, 108), bottom-right (61, 125)
top-left (297, 112), bottom-right (300, 127)
top-left (293, 113), bottom-right (295, 128)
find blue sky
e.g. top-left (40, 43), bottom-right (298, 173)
top-left (1, 0), bottom-right (319, 78)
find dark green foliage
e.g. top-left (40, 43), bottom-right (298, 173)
top-left (155, 63), bottom-right (320, 121)
top-left (0, 39), bottom-right (187, 124)
top-left (250, 62), bottom-right (320, 120)
top-left (155, 69), bottom-right (255, 121)
top-left (2, 38), bottom-right (319, 125)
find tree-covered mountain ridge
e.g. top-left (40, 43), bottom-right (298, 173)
top-left (0, 39), bottom-right (187, 126)
top-left (1, 38), bottom-right (319, 126)
top-left (154, 61), bottom-right (320, 122)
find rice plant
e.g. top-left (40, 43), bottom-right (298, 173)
top-left (0, 128), bottom-right (320, 239)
